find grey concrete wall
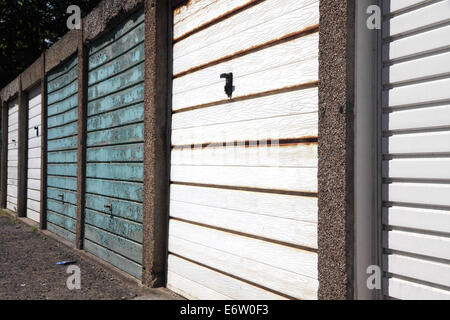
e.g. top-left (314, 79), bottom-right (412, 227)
top-left (318, 0), bottom-right (356, 300)
top-left (141, 0), bottom-right (171, 288)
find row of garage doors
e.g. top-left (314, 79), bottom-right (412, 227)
top-left (3, 0), bottom-right (321, 299)
top-left (2, 0), bottom-right (448, 300)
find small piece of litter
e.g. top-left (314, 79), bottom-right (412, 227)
top-left (56, 260), bottom-right (77, 265)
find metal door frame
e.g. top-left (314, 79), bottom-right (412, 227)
top-left (354, 0), bottom-right (384, 300)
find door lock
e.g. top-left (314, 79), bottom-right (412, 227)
top-left (104, 203), bottom-right (112, 215)
top-left (220, 73), bottom-right (234, 99)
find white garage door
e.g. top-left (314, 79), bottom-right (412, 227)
top-left (382, 0), bottom-right (450, 299)
top-left (7, 98), bottom-right (19, 212)
top-left (167, 0), bottom-right (319, 300)
top-left (27, 86), bottom-right (42, 222)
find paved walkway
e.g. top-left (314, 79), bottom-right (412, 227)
top-left (0, 212), bottom-right (177, 300)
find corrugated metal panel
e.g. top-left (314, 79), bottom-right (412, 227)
top-left (46, 55), bottom-right (78, 244)
top-left (27, 86), bottom-right (42, 223)
top-left (167, 0), bottom-right (319, 300)
top-left (83, 9), bottom-right (145, 280)
top-left (7, 98), bottom-right (19, 212)
top-left (382, 0), bottom-right (450, 300)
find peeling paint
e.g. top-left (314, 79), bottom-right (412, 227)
top-left (173, 24), bottom-right (319, 79)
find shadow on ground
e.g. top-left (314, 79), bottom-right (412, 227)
top-left (0, 213), bottom-right (149, 300)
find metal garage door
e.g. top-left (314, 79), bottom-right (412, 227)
top-left (46, 55), bottom-right (78, 243)
top-left (167, 0), bottom-right (319, 299)
top-left (83, 10), bottom-right (145, 279)
top-left (7, 98), bottom-right (18, 212)
top-left (382, 0), bottom-right (450, 299)
top-left (27, 86), bottom-right (42, 222)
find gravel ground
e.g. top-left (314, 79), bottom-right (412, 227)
top-left (0, 212), bottom-right (145, 300)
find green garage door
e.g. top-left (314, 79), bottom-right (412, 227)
top-left (46, 55), bottom-right (78, 243)
top-left (83, 10), bottom-right (145, 279)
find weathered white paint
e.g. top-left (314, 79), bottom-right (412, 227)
top-left (172, 87), bottom-right (318, 128)
top-left (173, 33), bottom-right (319, 110)
top-left (173, 0), bottom-right (319, 75)
top-left (174, 0), bottom-right (257, 41)
top-left (169, 235), bottom-right (317, 299)
top-left (27, 86), bottom-right (42, 222)
top-left (171, 142), bottom-right (318, 168)
top-left (7, 99), bottom-right (19, 212)
top-left (174, 0), bottom-right (218, 25)
top-left (170, 200), bottom-right (318, 248)
top-left (167, 271), bottom-right (231, 300)
top-left (172, 112), bottom-right (318, 146)
top-left (172, 219), bottom-right (317, 277)
top-left (382, 1), bottom-right (450, 300)
top-left (170, 184), bottom-right (318, 223)
top-left (167, 221), bottom-right (316, 300)
top-left (168, 254), bottom-right (287, 300)
top-left (174, 57), bottom-right (318, 111)
top-left (171, 165), bottom-right (317, 193)
top-left (168, 0), bottom-right (319, 300)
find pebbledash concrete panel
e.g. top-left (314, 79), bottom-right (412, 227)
top-left (83, 9), bottom-right (145, 280)
top-left (45, 55), bottom-right (79, 244)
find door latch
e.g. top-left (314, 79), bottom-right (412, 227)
top-left (34, 126), bottom-right (39, 137)
top-left (220, 73), bottom-right (234, 99)
top-left (58, 193), bottom-right (64, 203)
top-left (104, 203), bottom-right (112, 215)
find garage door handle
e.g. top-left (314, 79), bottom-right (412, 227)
top-left (104, 204), bottom-right (112, 214)
top-left (220, 73), bottom-right (234, 98)
top-left (58, 193), bottom-right (64, 199)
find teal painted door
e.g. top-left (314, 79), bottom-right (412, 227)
top-left (83, 10), bottom-right (145, 279)
top-left (46, 55), bottom-right (78, 243)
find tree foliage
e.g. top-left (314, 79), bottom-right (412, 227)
top-left (0, 0), bottom-right (102, 88)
